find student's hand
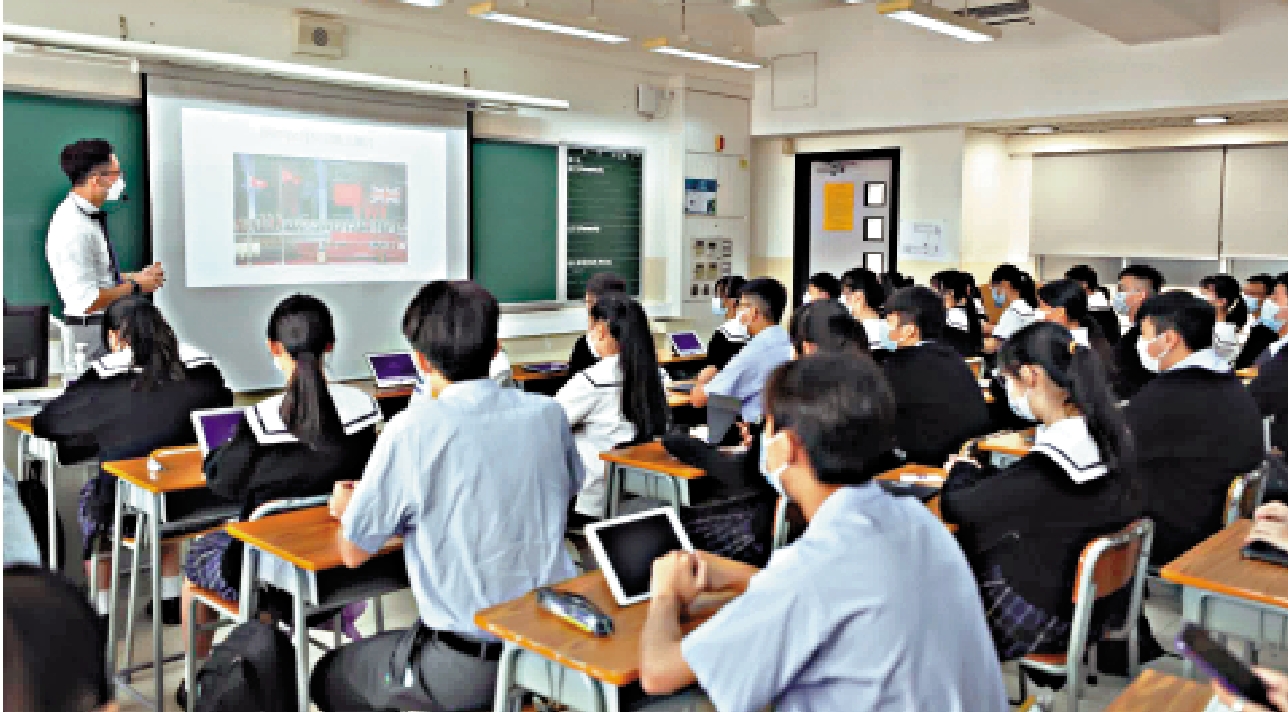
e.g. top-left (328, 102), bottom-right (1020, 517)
top-left (650, 551), bottom-right (708, 606)
top-left (1247, 520), bottom-right (1288, 553)
top-left (694, 366), bottom-right (718, 387)
top-left (736, 422), bottom-right (754, 449)
top-left (1212, 667), bottom-right (1288, 712)
top-left (329, 480), bottom-right (357, 520)
top-left (945, 454), bottom-right (979, 471)
top-left (1254, 502), bottom-right (1288, 525)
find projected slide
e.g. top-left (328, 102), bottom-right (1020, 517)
top-left (233, 154), bottom-right (408, 267)
top-left (182, 108), bottom-right (448, 287)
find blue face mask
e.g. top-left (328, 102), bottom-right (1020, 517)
top-left (1112, 291), bottom-right (1131, 317)
top-left (1246, 297), bottom-right (1260, 315)
top-left (1261, 301), bottom-right (1285, 333)
top-left (991, 287), bottom-right (1007, 308)
top-left (758, 432), bottom-right (788, 496)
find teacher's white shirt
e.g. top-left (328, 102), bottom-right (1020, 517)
top-left (45, 193), bottom-right (116, 317)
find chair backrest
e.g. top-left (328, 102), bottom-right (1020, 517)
top-left (1225, 466), bottom-right (1268, 526)
top-left (706, 394), bottom-right (742, 445)
top-left (1071, 518), bottom-right (1154, 605)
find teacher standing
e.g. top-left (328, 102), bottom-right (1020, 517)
top-left (47, 139), bottom-right (164, 367)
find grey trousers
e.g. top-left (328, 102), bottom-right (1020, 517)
top-left (310, 625), bottom-right (498, 712)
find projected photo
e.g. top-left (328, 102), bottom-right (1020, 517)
top-left (233, 154), bottom-right (408, 267)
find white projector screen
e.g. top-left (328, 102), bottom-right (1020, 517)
top-left (146, 68), bottom-right (468, 391)
top-left (181, 108), bottom-right (448, 287)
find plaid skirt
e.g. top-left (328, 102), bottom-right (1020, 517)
top-left (183, 530), bottom-right (239, 600)
top-left (979, 565), bottom-right (1071, 661)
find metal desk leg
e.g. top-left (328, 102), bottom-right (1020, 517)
top-left (150, 494), bottom-right (165, 711)
top-left (106, 479), bottom-right (127, 680)
top-left (1181, 586), bottom-right (1206, 679)
top-left (185, 594), bottom-right (199, 712)
top-left (124, 525), bottom-right (143, 679)
top-left (602, 679), bottom-right (621, 712)
top-left (492, 642), bottom-right (523, 712)
top-left (606, 463), bottom-right (621, 519)
top-left (291, 567), bottom-right (310, 712)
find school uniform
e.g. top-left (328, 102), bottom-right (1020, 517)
top-left (555, 355), bottom-right (648, 517)
top-left (1236, 323), bottom-right (1281, 371)
top-left (1114, 323), bottom-right (1155, 400)
top-left (677, 483), bottom-right (1008, 712)
top-left (1124, 349), bottom-right (1264, 564)
top-left (310, 379), bottom-right (583, 712)
top-left (1250, 338), bottom-right (1288, 453)
top-left (941, 417), bottom-right (1141, 659)
top-left (881, 342), bottom-right (992, 465)
top-left (993, 299), bottom-right (1037, 341)
top-left (1214, 322), bottom-right (1243, 366)
top-left (1086, 306), bottom-right (1122, 347)
top-left (705, 325), bottom-right (793, 423)
top-left (182, 385), bottom-right (381, 600)
top-left (706, 318), bottom-right (751, 371)
top-left (31, 345), bottom-right (234, 558)
top-left (943, 307), bottom-right (980, 357)
top-left (567, 334), bottom-right (598, 376)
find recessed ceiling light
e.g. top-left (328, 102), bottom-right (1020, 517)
top-left (1024, 125), bottom-right (1057, 134)
top-left (1194, 116), bottom-right (1229, 125)
top-left (643, 37), bottom-right (764, 70)
top-left (401, 0), bottom-right (448, 7)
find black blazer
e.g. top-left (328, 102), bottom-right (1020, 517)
top-left (882, 342), bottom-right (992, 465)
top-left (1114, 324), bottom-right (1154, 401)
top-left (1236, 324), bottom-right (1279, 371)
top-left (1250, 345), bottom-right (1288, 453)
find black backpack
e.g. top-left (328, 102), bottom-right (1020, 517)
top-left (15, 467), bottom-right (65, 570)
top-left (194, 620), bottom-right (298, 712)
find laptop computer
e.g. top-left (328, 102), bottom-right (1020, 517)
top-left (586, 507), bottom-right (695, 607)
top-left (668, 331), bottom-right (705, 358)
top-left (365, 352), bottom-right (421, 389)
top-left (191, 407), bottom-right (248, 457)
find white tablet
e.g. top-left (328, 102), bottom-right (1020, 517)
top-left (191, 407), bottom-right (247, 457)
top-left (586, 507), bottom-right (695, 607)
top-left (366, 352), bottom-right (421, 388)
top-left (668, 331), bottom-right (706, 358)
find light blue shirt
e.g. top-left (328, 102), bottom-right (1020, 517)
top-left (4, 470), bottom-right (41, 567)
top-left (705, 324), bottom-right (793, 422)
top-left (341, 379), bottom-right (584, 639)
top-left (682, 484), bottom-right (1008, 712)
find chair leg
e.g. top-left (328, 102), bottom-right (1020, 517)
top-left (373, 595), bottom-right (385, 634)
top-left (186, 595), bottom-right (199, 712)
top-left (333, 612), bottom-right (342, 649)
top-left (124, 535), bottom-right (142, 677)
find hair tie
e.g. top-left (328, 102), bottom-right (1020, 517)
top-left (1068, 341), bottom-right (1079, 356)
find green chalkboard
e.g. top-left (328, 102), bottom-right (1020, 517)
top-left (471, 140), bottom-right (558, 303)
top-left (3, 91), bottom-right (148, 317)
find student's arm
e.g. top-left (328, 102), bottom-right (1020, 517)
top-left (30, 376), bottom-right (113, 450)
top-left (694, 550), bottom-right (758, 592)
top-left (557, 408), bottom-right (587, 493)
top-left (693, 366), bottom-right (719, 387)
top-left (939, 459), bottom-right (1030, 527)
top-left (640, 552), bottom-right (704, 695)
top-left (334, 430), bottom-right (412, 568)
top-left (202, 419), bottom-right (259, 502)
top-left (553, 373), bottom-right (597, 427)
top-left (693, 350), bottom-right (747, 409)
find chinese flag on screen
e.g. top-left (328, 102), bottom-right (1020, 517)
top-left (333, 183), bottom-right (362, 207)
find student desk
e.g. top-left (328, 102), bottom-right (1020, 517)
top-left (226, 506), bottom-right (407, 712)
top-left (978, 430), bottom-right (1035, 462)
top-left (476, 570), bottom-right (730, 712)
top-left (1161, 520), bottom-right (1288, 678)
top-left (601, 441), bottom-right (705, 518)
top-left (1102, 669), bottom-right (1216, 712)
top-left (3, 415), bottom-right (62, 569)
top-left (875, 464), bottom-right (954, 530)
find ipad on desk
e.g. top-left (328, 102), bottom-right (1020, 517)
top-left (668, 331), bottom-right (705, 358)
top-left (521, 362), bottom-right (567, 374)
top-left (365, 352), bottom-right (421, 389)
top-left (587, 507), bottom-right (695, 607)
top-left (1242, 540), bottom-right (1288, 567)
top-left (191, 407), bottom-right (247, 457)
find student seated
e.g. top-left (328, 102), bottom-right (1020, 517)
top-left (1066, 264), bottom-right (1120, 346)
top-left (931, 269), bottom-right (985, 357)
top-left (881, 286), bottom-right (991, 465)
top-left (568, 272), bottom-right (627, 377)
top-left (984, 264), bottom-right (1038, 352)
top-left (803, 271), bottom-right (841, 303)
top-left (1126, 291), bottom-right (1263, 564)
top-left (1112, 264), bottom-right (1164, 399)
top-left (1237, 272), bottom-right (1288, 370)
top-left (941, 323), bottom-right (1143, 661)
top-left (697, 276), bottom-right (749, 382)
top-left (5, 566), bottom-right (118, 712)
top-left (313, 281), bottom-right (583, 712)
top-left (1037, 278), bottom-right (1116, 374)
top-left (840, 267), bottom-right (891, 352)
top-left (1202, 274), bottom-right (1251, 365)
top-left (1249, 274), bottom-right (1288, 452)
top-left (662, 299), bottom-right (871, 565)
top-left (32, 296), bottom-right (233, 625)
top-left (177, 295), bottom-right (381, 698)
top-left (690, 277), bottom-right (792, 425)
top-left (637, 355), bottom-right (1008, 712)
top-left (556, 294), bottom-right (669, 520)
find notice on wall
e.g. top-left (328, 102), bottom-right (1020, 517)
top-left (898, 219), bottom-right (951, 261)
top-left (822, 182), bottom-right (855, 232)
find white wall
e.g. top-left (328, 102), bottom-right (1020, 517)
top-left (753, 0), bottom-right (1288, 136)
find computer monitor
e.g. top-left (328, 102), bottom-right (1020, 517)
top-left (4, 303), bottom-right (50, 390)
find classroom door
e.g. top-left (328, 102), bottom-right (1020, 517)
top-left (792, 149), bottom-right (898, 302)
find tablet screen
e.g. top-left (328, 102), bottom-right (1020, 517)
top-left (370, 353), bottom-right (418, 382)
top-left (199, 411), bottom-right (245, 452)
top-left (595, 511), bottom-right (686, 600)
top-left (671, 332), bottom-right (703, 352)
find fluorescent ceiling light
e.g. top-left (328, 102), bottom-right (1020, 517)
top-left (468, 2), bottom-right (629, 43)
top-left (1025, 125), bottom-right (1057, 134)
top-left (1194, 116), bottom-right (1228, 125)
top-left (643, 37), bottom-right (764, 70)
top-left (2, 23), bottom-right (568, 110)
top-left (401, 0), bottom-right (448, 7)
top-left (877, 0), bottom-right (1000, 42)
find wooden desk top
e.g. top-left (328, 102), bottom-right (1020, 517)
top-left (876, 464), bottom-right (947, 482)
top-left (475, 570), bottom-right (722, 687)
top-left (4, 416), bottom-right (34, 435)
top-left (660, 353), bottom-right (707, 366)
top-left (1161, 520), bottom-right (1288, 611)
top-left (346, 379), bottom-right (415, 400)
top-left (101, 448), bottom-right (206, 494)
top-left (1103, 670), bottom-right (1214, 712)
top-left (600, 441), bottom-right (705, 480)
top-left (1236, 367), bottom-right (1258, 380)
top-left (226, 506), bottom-right (402, 572)
top-left (978, 430), bottom-right (1034, 458)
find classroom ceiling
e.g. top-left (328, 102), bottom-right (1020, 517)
top-left (975, 105), bottom-right (1288, 135)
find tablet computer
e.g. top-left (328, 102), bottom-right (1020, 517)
top-left (586, 507), bottom-right (695, 607)
top-left (668, 331), bottom-right (705, 357)
top-left (191, 407), bottom-right (247, 457)
top-left (366, 352), bottom-right (421, 388)
top-left (1242, 541), bottom-right (1288, 567)
top-left (521, 361), bottom-right (568, 374)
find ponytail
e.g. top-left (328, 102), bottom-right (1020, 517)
top-left (990, 264), bottom-right (1039, 310)
top-left (268, 295), bottom-right (343, 450)
top-left (1017, 271), bottom-right (1039, 309)
top-left (590, 295), bottom-right (669, 443)
top-left (102, 296), bottom-right (185, 391)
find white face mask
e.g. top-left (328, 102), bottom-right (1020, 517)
top-left (759, 431), bottom-right (788, 496)
top-left (1034, 310), bottom-right (1049, 322)
top-left (1137, 334), bottom-right (1167, 373)
top-left (802, 293), bottom-right (814, 305)
top-left (1005, 378), bottom-right (1038, 423)
top-left (106, 176), bottom-right (126, 202)
top-left (711, 297), bottom-right (725, 315)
